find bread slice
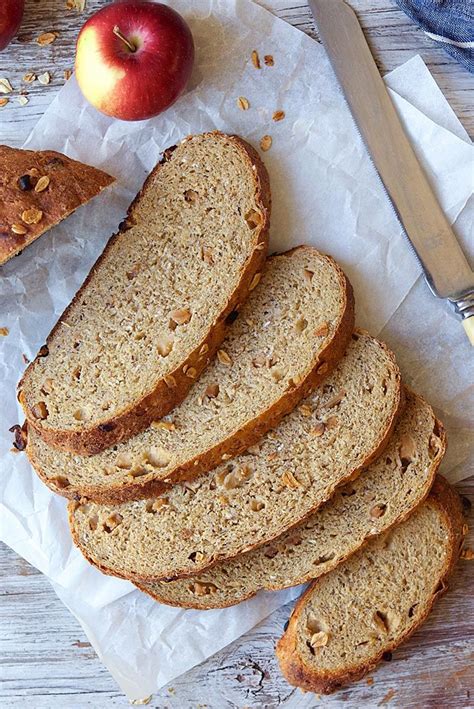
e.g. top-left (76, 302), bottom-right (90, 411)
top-left (27, 246), bottom-right (354, 503)
top-left (276, 476), bottom-right (465, 694)
top-left (18, 133), bottom-right (270, 455)
top-left (68, 331), bottom-right (403, 583)
top-left (0, 145), bottom-right (114, 266)
top-left (136, 390), bottom-right (446, 608)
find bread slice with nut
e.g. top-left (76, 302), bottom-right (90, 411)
top-left (276, 476), bottom-right (465, 694)
top-left (18, 132), bottom-right (271, 455)
top-left (27, 246), bottom-right (354, 502)
top-left (0, 145), bottom-right (114, 266)
top-left (136, 390), bottom-right (446, 608)
top-left (68, 331), bottom-right (403, 583)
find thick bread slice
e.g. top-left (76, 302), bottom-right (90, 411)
top-left (0, 146), bottom-right (114, 266)
top-left (276, 477), bottom-right (465, 694)
top-left (27, 247), bottom-right (354, 503)
top-left (19, 133), bottom-right (270, 455)
top-left (136, 390), bottom-right (446, 608)
top-left (68, 331), bottom-right (403, 582)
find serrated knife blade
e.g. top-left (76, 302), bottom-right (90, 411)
top-left (308, 0), bottom-right (474, 345)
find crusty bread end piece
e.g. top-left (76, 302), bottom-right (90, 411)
top-left (0, 146), bottom-right (114, 266)
top-left (68, 331), bottom-right (403, 583)
top-left (27, 246), bottom-right (354, 502)
top-left (136, 389), bottom-right (446, 608)
top-left (18, 133), bottom-right (271, 455)
top-left (276, 476), bottom-right (465, 694)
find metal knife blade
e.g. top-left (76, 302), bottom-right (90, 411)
top-left (308, 0), bottom-right (474, 343)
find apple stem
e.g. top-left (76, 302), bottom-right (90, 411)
top-left (113, 25), bottom-right (136, 53)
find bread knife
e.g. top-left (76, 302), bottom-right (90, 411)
top-left (308, 0), bottom-right (474, 346)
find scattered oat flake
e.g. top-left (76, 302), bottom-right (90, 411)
top-left (64, 69), bottom-right (73, 81)
top-left (260, 135), bottom-right (272, 151)
top-left (0, 78), bottom-right (13, 94)
top-left (251, 50), bottom-right (260, 69)
top-left (23, 72), bottom-right (36, 83)
top-left (264, 54), bottom-right (274, 66)
top-left (11, 224), bottom-right (28, 235)
top-left (272, 110), bottom-right (285, 122)
top-left (66, 0), bottom-right (86, 9)
top-left (366, 677), bottom-right (374, 686)
top-left (379, 689), bottom-right (396, 705)
top-left (0, 327), bottom-right (9, 336)
top-left (17, 96), bottom-right (29, 106)
top-left (0, 98), bottom-right (9, 108)
top-left (130, 696), bottom-right (151, 706)
top-left (38, 71), bottom-right (51, 85)
top-left (461, 547), bottom-right (474, 560)
top-left (37, 32), bottom-right (58, 46)
top-left (237, 96), bottom-right (250, 110)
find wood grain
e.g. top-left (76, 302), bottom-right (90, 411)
top-left (1, 1), bottom-right (473, 707)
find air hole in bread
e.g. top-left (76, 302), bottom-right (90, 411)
top-left (184, 189), bottom-right (199, 204)
top-left (374, 610), bottom-right (389, 633)
top-left (72, 366), bottom-right (82, 381)
top-left (295, 317), bottom-right (308, 333)
top-left (88, 514), bottom-right (98, 531)
top-left (103, 513), bottom-right (123, 533)
top-left (408, 603), bottom-right (418, 617)
top-left (244, 208), bottom-right (263, 229)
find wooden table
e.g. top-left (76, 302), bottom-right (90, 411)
top-left (1, 2), bottom-right (473, 707)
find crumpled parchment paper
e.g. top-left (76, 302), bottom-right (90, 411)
top-left (0, 0), bottom-right (472, 700)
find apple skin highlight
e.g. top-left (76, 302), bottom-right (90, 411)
top-left (75, 1), bottom-right (194, 121)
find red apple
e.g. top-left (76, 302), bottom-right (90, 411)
top-left (75, 0), bottom-right (194, 121)
top-left (0, 0), bottom-right (24, 51)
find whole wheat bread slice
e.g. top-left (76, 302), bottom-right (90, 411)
top-left (68, 331), bottom-right (402, 583)
top-left (0, 145), bottom-right (114, 266)
top-left (27, 246), bottom-right (354, 502)
top-left (136, 390), bottom-right (445, 608)
top-left (18, 132), bottom-right (270, 455)
top-left (276, 476), bottom-right (465, 694)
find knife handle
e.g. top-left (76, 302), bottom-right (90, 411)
top-left (463, 318), bottom-right (474, 347)
top-left (451, 292), bottom-right (474, 347)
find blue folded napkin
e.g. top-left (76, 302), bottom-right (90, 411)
top-left (396, 0), bottom-right (473, 72)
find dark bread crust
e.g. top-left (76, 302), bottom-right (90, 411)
top-left (67, 332), bottom-right (405, 584)
top-left (19, 133), bottom-right (271, 456)
top-left (275, 475), bottom-right (466, 695)
top-left (133, 389), bottom-right (446, 609)
top-left (0, 146), bottom-right (114, 266)
top-left (27, 246), bottom-right (355, 503)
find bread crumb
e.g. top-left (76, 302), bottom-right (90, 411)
top-left (251, 50), bottom-right (260, 69)
top-left (461, 547), bottom-right (474, 560)
top-left (37, 32), bottom-right (58, 46)
top-left (0, 327), bottom-right (9, 336)
top-left (264, 55), bottom-right (274, 66)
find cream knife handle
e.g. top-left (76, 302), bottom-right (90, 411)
top-left (450, 291), bottom-right (474, 347)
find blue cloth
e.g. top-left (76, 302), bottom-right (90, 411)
top-left (396, 0), bottom-right (474, 72)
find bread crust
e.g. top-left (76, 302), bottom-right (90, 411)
top-left (28, 246), bottom-right (355, 503)
top-left (0, 146), bottom-right (114, 266)
top-left (132, 389), bottom-right (446, 609)
top-left (67, 332), bottom-right (405, 583)
top-left (275, 476), bottom-right (466, 695)
top-left (19, 133), bottom-right (271, 455)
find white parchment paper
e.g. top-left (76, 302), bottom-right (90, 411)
top-left (1, 0), bottom-right (473, 701)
